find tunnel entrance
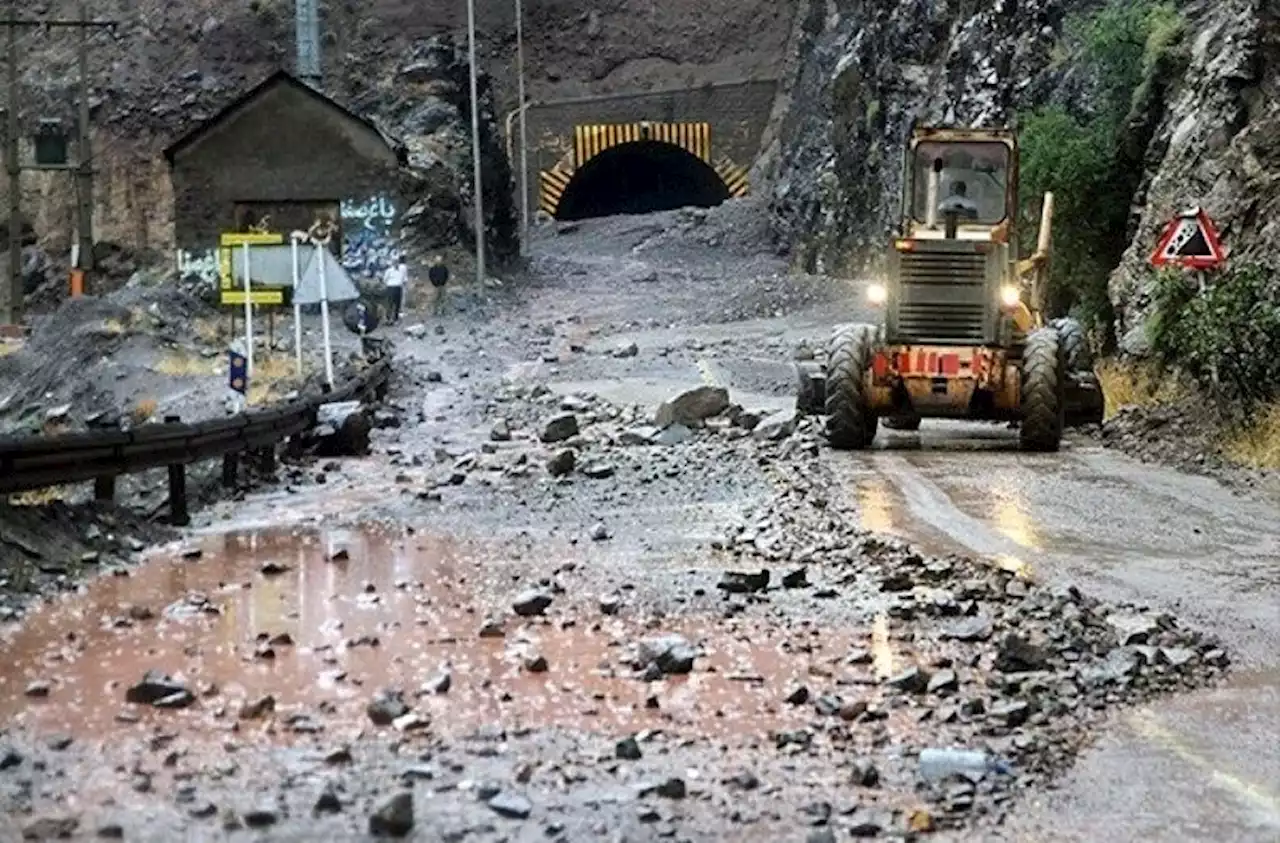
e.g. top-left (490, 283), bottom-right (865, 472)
top-left (555, 140), bottom-right (731, 221)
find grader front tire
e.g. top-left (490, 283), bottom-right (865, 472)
top-left (825, 325), bottom-right (878, 450)
top-left (1019, 327), bottom-right (1066, 452)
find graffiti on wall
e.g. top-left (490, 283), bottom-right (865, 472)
top-left (339, 195), bottom-right (399, 281)
top-left (176, 248), bottom-right (219, 285)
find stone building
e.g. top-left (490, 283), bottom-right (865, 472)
top-left (164, 70), bottom-right (408, 286)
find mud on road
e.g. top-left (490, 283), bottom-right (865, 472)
top-left (0, 203), bottom-right (1274, 842)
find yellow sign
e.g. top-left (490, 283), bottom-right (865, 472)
top-left (220, 289), bottom-right (287, 306)
top-left (218, 231), bottom-right (284, 290)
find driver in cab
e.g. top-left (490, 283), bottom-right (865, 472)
top-left (938, 180), bottom-right (980, 220)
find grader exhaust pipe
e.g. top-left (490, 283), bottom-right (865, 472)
top-left (1030, 191), bottom-right (1053, 320)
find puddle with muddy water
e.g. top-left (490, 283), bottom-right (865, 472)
top-left (0, 525), bottom-right (883, 749)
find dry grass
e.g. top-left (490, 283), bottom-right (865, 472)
top-left (8, 486), bottom-right (69, 506)
top-left (192, 316), bottom-right (230, 345)
top-left (1222, 403), bottom-right (1280, 469)
top-left (131, 398), bottom-right (158, 424)
top-left (1095, 359), bottom-right (1188, 420)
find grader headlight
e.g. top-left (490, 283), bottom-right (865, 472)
top-left (999, 284), bottom-right (1020, 308)
top-left (867, 283), bottom-right (888, 305)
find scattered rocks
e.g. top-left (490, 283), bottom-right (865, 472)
top-left (717, 568), bottom-right (770, 593)
top-left (546, 448), bottom-right (576, 477)
top-left (634, 635), bottom-right (697, 675)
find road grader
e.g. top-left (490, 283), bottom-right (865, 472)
top-left (795, 126), bottom-right (1104, 451)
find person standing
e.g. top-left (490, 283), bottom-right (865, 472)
top-left (382, 258), bottom-right (407, 323)
top-left (428, 255), bottom-right (449, 315)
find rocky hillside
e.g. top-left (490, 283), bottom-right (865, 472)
top-left (2, 0), bottom-right (794, 292)
top-left (765, 0), bottom-right (1279, 349)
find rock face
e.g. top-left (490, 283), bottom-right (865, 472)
top-left (767, 0), bottom-right (1065, 275)
top-left (383, 35), bottom-right (519, 266)
top-left (765, 0), bottom-right (1280, 343)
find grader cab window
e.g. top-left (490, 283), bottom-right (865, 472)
top-left (910, 141), bottom-right (1010, 227)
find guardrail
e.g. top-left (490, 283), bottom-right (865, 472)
top-left (0, 357), bottom-right (391, 524)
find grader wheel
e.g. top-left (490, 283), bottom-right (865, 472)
top-left (1019, 327), bottom-right (1066, 451)
top-left (825, 325), bottom-right (879, 449)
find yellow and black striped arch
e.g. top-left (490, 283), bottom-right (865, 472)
top-left (574, 122), bottom-right (711, 168)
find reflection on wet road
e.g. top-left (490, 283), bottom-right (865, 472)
top-left (838, 420), bottom-right (1280, 841)
top-left (0, 526), bottom-right (880, 748)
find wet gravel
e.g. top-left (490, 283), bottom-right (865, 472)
top-left (0, 201), bottom-right (1238, 841)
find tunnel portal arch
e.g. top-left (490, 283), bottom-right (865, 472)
top-left (554, 139), bottom-right (731, 221)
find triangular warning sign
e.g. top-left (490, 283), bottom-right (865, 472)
top-left (1149, 207), bottom-right (1225, 270)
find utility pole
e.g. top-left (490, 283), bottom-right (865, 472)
top-left (5, 4), bottom-right (19, 325)
top-left (466, 0), bottom-right (485, 285)
top-left (294, 0), bottom-right (321, 87)
top-left (0, 8), bottom-right (114, 325)
top-left (76, 1), bottom-right (93, 274)
top-left (514, 0), bottom-right (529, 255)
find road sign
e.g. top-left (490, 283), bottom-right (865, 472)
top-left (1149, 207), bottom-right (1225, 270)
top-left (228, 349), bottom-right (248, 395)
top-left (219, 288), bottom-right (290, 306)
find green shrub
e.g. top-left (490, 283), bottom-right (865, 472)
top-left (1017, 0), bottom-right (1184, 344)
top-left (1148, 264), bottom-right (1280, 414)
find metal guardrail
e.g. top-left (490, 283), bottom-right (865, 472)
top-left (0, 357), bottom-right (392, 522)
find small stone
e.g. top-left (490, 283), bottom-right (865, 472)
top-left (512, 589), bottom-right (553, 617)
top-left (239, 695), bottom-right (275, 720)
top-left (24, 679), bottom-right (51, 698)
top-left (589, 522), bottom-right (610, 541)
top-left (887, 667), bottom-right (930, 694)
top-left (369, 791), bottom-right (414, 837)
top-left (946, 615), bottom-right (993, 642)
top-left (0, 745), bottom-right (22, 770)
top-left (581, 461), bottom-right (615, 479)
top-left (366, 690), bottom-right (410, 726)
top-left (613, 341), bottom-right (639, 358)
top-left (152, 690), bottom-right (196, 709)
top-left (990, 699), bottom-right (1031, 727)
top-left (96, 823), bottom-right (124, 839)
top-left (524, 654), bottom-right (549, 672)
top-left (125, 670), bottom-right (191, 706)
top-left (782, 567), bottom-right (809, 588)
top-left (22, 816), bottom-right (79, 839)
top-left (1107, 612), bottom-right (1159, 646)
top-left (717, 569), bottom-right (770, 593)
top-left (540, 413), bottom-right (579, 443)
top-left (599, 594), bottom-right (622, 615)
top-left (785, 685), bottom-right (810, 705)
top-left (490, 419), bottom-right (512, 441)
top-left (616, 736), bottom-right (643, 759)
top-left (751, 409), bottom-right (797, 441)
top-left (927, 670), bottom-right (959, 695)
top-left (258, 561), bottom-right (290, 576)
top-left (487, 791), bottom-right (533, 819)
top-left (656, 777), bottom-right (687, 798)
top-left (242, 808), bottom-right (278, 828)
top-left (850, 759), bottom-right (880, 787)
top-left (636, 635), bottom-right (697, 675)
top-left (995, 635), bottom-right (1050, 672)
top-left (546, 449), bottom-right (576, 477)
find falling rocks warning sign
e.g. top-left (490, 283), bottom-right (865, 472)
top-left (1149, 207), bottom-right (1226, 270)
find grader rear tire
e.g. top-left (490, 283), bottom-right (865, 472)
top-left (825, 325), bottom-right (878, 449)
top-left (1020, 327), bottom-right (1066, 452)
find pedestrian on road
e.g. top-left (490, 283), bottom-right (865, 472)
top-left (383, 258), bottom-right (408, 324)
top-left (428, 255), bottom-right (449, 315)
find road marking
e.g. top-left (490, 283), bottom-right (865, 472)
top-left (871, 612), bottom-right (894, 679)
top-left (1127, 712), bottom-right (1280, 824)
top-left (696, 358), bottom-right (720, 386)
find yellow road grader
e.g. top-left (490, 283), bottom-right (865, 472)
top-left (795, 126), bottom-right (1104, 451)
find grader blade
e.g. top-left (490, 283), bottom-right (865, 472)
top-left (795, 361), bottom-right (827, 416)
top-left (1064, 371), bottom-right (1105, 428)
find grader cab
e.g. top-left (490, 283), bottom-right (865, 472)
top-left (795, 126), bottom-right (1104, 451)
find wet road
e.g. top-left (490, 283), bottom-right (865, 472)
top-left (825, 424), bottom-right (1280, 841)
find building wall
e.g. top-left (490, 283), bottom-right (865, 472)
top-left (170, 82), bottom-right (403, 285)
top-left (522, 79), bottom-right (779, 213)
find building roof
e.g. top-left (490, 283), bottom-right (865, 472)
top-left (162, 69), bottom-right (406, 165)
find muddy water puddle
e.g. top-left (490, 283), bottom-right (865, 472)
top-left (0, 525), bottom-right (886, 748)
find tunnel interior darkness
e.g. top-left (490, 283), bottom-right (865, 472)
top-left (555, 140), bottom-right (731, 221)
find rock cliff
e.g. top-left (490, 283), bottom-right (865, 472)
top-left (765, 0), bottom-right (1279, 347)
